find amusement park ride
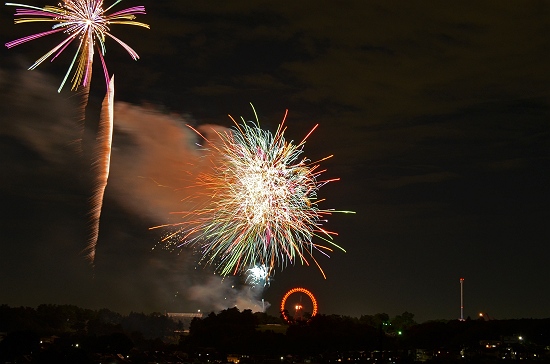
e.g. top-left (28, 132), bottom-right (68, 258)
top-left (280, 287), bottom-right (318, 323)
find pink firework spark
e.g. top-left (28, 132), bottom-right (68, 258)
top-left (5, 0), bottom-right (149, 92)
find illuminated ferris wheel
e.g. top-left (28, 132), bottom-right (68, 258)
top-left (280, 287), bottom-right (318, 323)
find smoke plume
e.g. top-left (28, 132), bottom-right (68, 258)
top-left (0, 64), bottom-right (270, 314)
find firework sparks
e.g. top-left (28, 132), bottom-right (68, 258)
top-left (86, 75), bottom-right (114, 264)
top-left (152, 105), bottom-right (354, 279)
top-left (6, 1), bottom-right (148, 265)
top-left (246, 264), bottom-right (271, 287)
top-left (5, 0), bottom-right (149, 92)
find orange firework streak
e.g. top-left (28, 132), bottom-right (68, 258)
top-left (85, 76), bottom-right (114, 264)
top-left (281, 287), bottom-right (318, 323)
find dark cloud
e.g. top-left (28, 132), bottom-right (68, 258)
top-left (1, 1), bottom-right (549, 322)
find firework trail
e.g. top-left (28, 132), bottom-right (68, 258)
top-left (86, 75), bottom-right (114, 264)
top-left (5, 0), bottom-right (148, 264)
top-left (5, 0), bottom-right (149, 92)
top-left (152, 105), bottom-right (354, 279)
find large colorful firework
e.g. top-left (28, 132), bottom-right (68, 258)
top-left (152, 106), bottom-right (353, 279)
top-left (5, 0), bottom-right (149, 92)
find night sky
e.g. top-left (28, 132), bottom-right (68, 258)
top-left (0, 1), bottom-right (549, 323)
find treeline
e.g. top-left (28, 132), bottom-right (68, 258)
top-left (186, 310), bottom-right (550, 353)
top-left (0, 304), bottom-right (182, 363)
top-left (1, 304), bottom-right (550, 363)
top-left (0, 304), bottom-right (180, 339)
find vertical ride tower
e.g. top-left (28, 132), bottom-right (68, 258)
top-left (459, 277), bottom-right (465, 321)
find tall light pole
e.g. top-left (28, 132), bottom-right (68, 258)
top-left (459, 278), bottom-right (465, 321)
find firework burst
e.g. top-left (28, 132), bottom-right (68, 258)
top-left (6, 0), bottom-right (148, 265)
top-left (152, 106), bottom-right (353, 279)
top-left (246, 264), bottom-right (271, 287)
top-left (5, 0), bottom-right (149, 92)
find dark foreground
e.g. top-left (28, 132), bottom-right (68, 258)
top-left (1, 304), bottom-right (550, 363)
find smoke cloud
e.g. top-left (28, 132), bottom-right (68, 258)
top-left (188, 276), bottom-right (270, 313)
top-left (0, 64), bottom-right (269, 315)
